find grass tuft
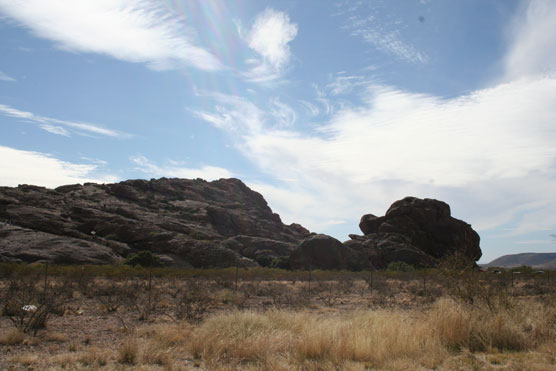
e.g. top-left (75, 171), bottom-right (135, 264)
top-left (118, 338), bottom-right (138, 365)
top-left (0, 328), bottom-right (24, 345)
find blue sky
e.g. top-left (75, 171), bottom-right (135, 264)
top-left (1, 0), bottom-right (556, 263)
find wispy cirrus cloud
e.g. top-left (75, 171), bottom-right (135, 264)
top-left (190, 92), bottom-right (265, 134)
top-left (336, 2), bottom-right (428, 64)
top-left (0, 0), bottom-right (222, 71)
top-left (326, 73), bottom-right (367, 96)
top-left (0, 145), bottom-right (117, 188)
top-left (191, 91), bottom-right (299, 133)
top-left (0, 70), bottom-right (16, 82)
top-left (269, 98), bottom-right (296, 128)
top-left (354, 28), bottom-right (428, 64)
top-left (243, 8), bottom-right (298, 82)
top-left (298, 100), bottom-right (320, 117)
top-left (130, 155), bottom-right (232, 181)
top-left (0, 104), bottom-right (128, 138)
top-left (38, 124), bottom-right (71, 137)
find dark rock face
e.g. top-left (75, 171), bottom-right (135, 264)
top-left (220, 236), bottom-right (295, 267)
top-left (0, 182), bottom-right (480, 270)
top-left (289, 234), bottom-right (348, 270)
top-left (0, 225), bottom-right (121, 265)
top-left (0, 178), bottom-right (311, 267)
top-left (350, 196), bottom-right (481, 269)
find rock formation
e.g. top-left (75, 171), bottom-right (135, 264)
top-left (0, 178), bottom-right (310, 267)
top-left (346, 196), bottom-right (481, 269)
top-left (0, 180), bottom-right (481, 270)
top-left (289, 234), bottom-right (348, 270)
top-left (289, 196), bottom-right (481, 270)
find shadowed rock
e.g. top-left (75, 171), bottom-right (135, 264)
top-left (0, 178), bottom-right (311, 267)
top-left (289, 234), bottom-right (348, 270)
top-left (351, 196), bottom-right (481, 269)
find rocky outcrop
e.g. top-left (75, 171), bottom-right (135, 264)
top-left (0, 182), bottom-right (481, 270)
top-left (289, 234), bottom-right (348, 270)
top-left (0, 224), bottom-right (121, 265)
top-left (0, 178), bottom-right (311, 267)
top-left (348, 197), bottom-right (481, 269)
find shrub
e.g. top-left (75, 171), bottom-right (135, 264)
top-left (1, 270), bottom-right (74, 335)
top-left (511, 265), bottom-right (534, 273)
top-left (122, 273), bottom-right (161, 321)
top-left (270, 256), bottom-right (290, 269)
top-left (167, 281), bottom-right (213, 323)
top-left (438, 251), bottom-right (475, 271)
top-left (387, 261), bottom-right (415, 272)
top-left (124, 250), bottom-right (162, 268)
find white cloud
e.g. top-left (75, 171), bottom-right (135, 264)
top-left (504, 0), bottom-right (556, 79)
top-left (269, 98), bottom-right (296, 128)
top-left (190, 92), bottom-right (265, 134)
top-left (130, 155), bottom-right (232, 181)
top-left (355, 28), bottom-right (428, 64)
top-left (195, 0), bottom-right (556, 242)
top-left (244, 8), bottom-right (298, 82)
top-left (0, 103), bottom-right (128, 138)
top-left (337, 3), bottom-right (428, 64)
top-left (0, 0), bottom-right (222, 71)
top-left (194, 77), bottom-right (556, 236)
top-left (326, 74), bottom-right (366, 96)
top-left (191, 92), bottom-right (302, 134)
top-left (39, 124), bottom-right (70, 137)
top-left (0, 145), bottom-right (117, 188)
top-left (298, 100), bottom-right (320, 117)
top-left (0, 71), bottom-right (16, 82)
top-left (242, 76), bottom-right (556, 232)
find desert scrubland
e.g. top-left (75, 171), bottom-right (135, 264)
top-left (1, 264), bottom-right (555, 370)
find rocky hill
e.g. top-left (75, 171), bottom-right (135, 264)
top-left (0, 178), bottom-right (482, 269)
top-left (0, 178), bottom-right (310, 267)
top-left (484, 253), bottom-right (556, 269)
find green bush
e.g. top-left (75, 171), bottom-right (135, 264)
top-left (270, 256), bottom-right (290, 270)
top-left (124, 250), bottom-right (162, 268)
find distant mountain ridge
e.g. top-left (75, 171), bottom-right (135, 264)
top-left (484, 253), bottom-right (556, 269)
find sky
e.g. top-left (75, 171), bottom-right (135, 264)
top-left (1, 0), bottom-right (556, 263)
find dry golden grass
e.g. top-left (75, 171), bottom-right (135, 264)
top-left (77, 346), bottom-right (111, 367)
top-left (44, 330), bottom-right (69, 342)
top-left (185, 297), bottom-right (556, 370)
top-left (49, 352), bottom-right (77, 368)
top-left (118, 337), bottom-right (139, 365)
top-left (0, 327), bottom-right (24, 345)
top-left (8, 352), bottom-right (40, 366)
top-left (431, 297), bottom-right (556, 352)
top-left (188, 309), bottom-right (447, 369)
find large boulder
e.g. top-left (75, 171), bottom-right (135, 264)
top-left (352, 197), bottom-right (481, 268)
top-left (289, 234), bottom-right (348, 270)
